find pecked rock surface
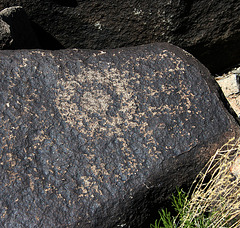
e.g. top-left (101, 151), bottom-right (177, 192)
top-left (1, 0), bottom-right (240, 73)
top-left (0, 43), bottom-right (239, 227)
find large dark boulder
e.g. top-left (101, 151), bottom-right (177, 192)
top-left (1, 0), bottom-right (240, 73)
top-left (0, 6), bottom-right (40, 49)
top-left (0, 43), bottom-right (239, 227)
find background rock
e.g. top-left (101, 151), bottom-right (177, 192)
top-left (0, 43), bottom-right (239, 227)
top-left (216, 66), bottom-right (240, 118)
top-left (0, 18), bottom-right (11, 49)
top-left (1, 0), bottom-right (240, 73)
top-left (0, 6), bottom-right (40, 49)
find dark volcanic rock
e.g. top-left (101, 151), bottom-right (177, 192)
top-left (0, 6), bottom-right (40, 49)
top-left (0, 43), bottom-right (239, 227)
top-left (1, 0), bottom-right (240, 73)
top-left (0, 18), bottom-right (11, 49)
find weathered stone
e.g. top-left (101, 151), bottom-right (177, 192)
top-left (1, 0), bottom-right (240, 73)
top-left (0, 18), bottom-right (11, 49)
top-left (216, 74), bottom-right (240, 98)
top-left (0, 6), bottom-right (40, 49)
top-left (0, 43), bottom-right (239, 227)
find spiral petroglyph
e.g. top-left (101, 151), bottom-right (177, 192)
top-left (55, 66), bottom-right (139, 138)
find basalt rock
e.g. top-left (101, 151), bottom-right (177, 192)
top-left (0, 17), bottom-right (11, 49)
top-left (1, 0), bottom-right (240, 73)
top-left (0, 43), bottom-right (239, 227)
top-left (0, 6), bottom-right (40, 49)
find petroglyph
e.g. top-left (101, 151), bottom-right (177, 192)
top-left (0, 43), bottom-right (235, 227)
top-left (55, 66), bottom-right (141, 138)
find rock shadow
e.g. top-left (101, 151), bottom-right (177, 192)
top-left (52, 0), bottom-right (78, 7)
top-left (31, 21), bottom-right (64, 50)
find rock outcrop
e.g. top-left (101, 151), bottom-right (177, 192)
top-left (0, 43), bottom-right (239, 227)
top-left (1, 0), bottom-right (239, 73)
top-left (0, 6), bottom-right (40, 49)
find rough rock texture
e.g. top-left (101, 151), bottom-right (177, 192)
top-left (0, 6), bottom-right (40, 49)
top-left (0, 17), bottom-right (11, 49)
top-left (0, 43), bottom-right (239, 227)
top-left (1, 0), bottom-right (240, 73)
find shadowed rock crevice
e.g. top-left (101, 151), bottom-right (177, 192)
top-left (30, 21), bottom-right (64, 50)
top-left (0, 6), bottom-right (40, 49)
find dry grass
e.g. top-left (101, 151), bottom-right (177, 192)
top-left (180, 137), bottom-right (240, 227)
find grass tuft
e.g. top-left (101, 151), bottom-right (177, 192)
top-left (151, 137), bottom-right (240, 228)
